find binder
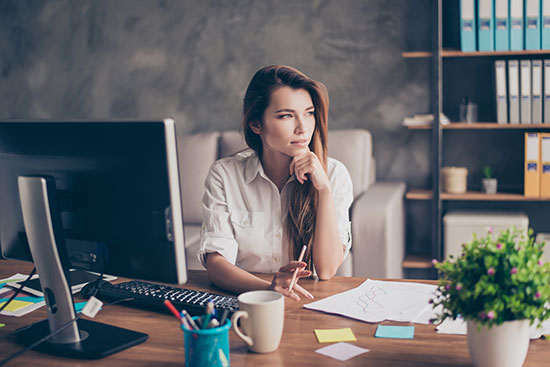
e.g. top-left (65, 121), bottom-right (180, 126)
top-left (495, 0), bottom-right (510, 50)
top-left (543, 0), bottom-right (550, 49)
top-left (521, 60), bottom-right (532, 124)
top-left (525, 0), bottom-right (541, 50)
top-left (525, 132), bottom-right (541, 197)
top-left (541, 133), bottom-right (550, 197)
top-left (532, 60), bottom-right (543, 123)
top-left (509, 60), bottom-right (520, 123)
top-left (510, 0), bottom-right (524, 50)
top-left (460, 0), bottom-right (477, 51)
top-left (545, 60), bottom-right (550, 122)
top-left (495, 60), bottom-right (508, 123)
top-left (478, 0), bottom-right (494, 51)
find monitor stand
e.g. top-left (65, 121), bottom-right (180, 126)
top-left (15, 176), bottom-right (148, 359)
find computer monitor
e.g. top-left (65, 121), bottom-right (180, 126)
top-left (0, 119), bottom-right (187, 359)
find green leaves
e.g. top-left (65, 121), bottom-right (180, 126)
top-left (431, 227), bottom-right (550, 328)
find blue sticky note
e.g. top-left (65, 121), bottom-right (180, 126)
top-left (375, 325), bottom-right (415, 339)
top-left (74, 302), bottom-right (88, 312)
top-left (74, 301), bottom-right (101, 313)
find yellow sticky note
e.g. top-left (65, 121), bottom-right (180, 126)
top-left (0, 300), bottom-right (34, 312)
top-left (314, 328), bottom-right (357, 343)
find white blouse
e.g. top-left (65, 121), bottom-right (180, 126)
top-left (198, 148), bottom-right (353, 273)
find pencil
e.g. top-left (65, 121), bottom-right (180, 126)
top-left (202, 300), bottom-right (214, 329)
top-left (163, 300), bottom-right (183, 323)
top-left (181, 309), bottom-right (200, 330)
top-left (288, 245), bottom-right (307, 293)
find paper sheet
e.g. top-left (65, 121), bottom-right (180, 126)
top-left (304, 279), bottom-right (438, 324)
top-left (0, 274), bottom-right (28, 287)
top-left (315, 342), bottom-right (370, 361)
top-left (314, 328), bottom-right (356, 343)
top-left (0, 274), bottom-right (46, 317)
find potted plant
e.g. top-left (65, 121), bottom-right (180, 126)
top-left (431, 227), bottom-right (550, 367)
top-left (481, 164), bottom-right (497, 194)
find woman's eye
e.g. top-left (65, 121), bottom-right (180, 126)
top-left (278, 114), bottom-right (292, 119)
top-left (305, 111), bottom-right (315, 117)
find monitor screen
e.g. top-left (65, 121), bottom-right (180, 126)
top-left (0, 119), bottom-right (187, 285)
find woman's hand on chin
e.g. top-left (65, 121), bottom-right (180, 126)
top-left (268, 261), bottom-right (314, 301)
top-left (289, 149), bottom-right (330, 192)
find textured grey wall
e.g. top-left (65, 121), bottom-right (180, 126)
top-left (0, 0), bottom-right (432, 182)
top-left (0, 0), bottom-right (434, 257)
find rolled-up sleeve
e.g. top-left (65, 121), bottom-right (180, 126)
top-left (330, 160), bottom-right (354, 259)
top-left (198, 162), bottom-right (238, 268)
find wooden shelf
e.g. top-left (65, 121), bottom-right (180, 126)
top-left (406, 189), bottom-right (432, 200)
top-left (406, 189), bottom-right (550, 201)
top-left (405, 123), bottom-right (550, 130)
top-left (402, 49), bottom-right (550, 58)
top-left (403, 255), bottom-right (433, 269)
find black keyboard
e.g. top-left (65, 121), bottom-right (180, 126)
top-left (87, 280), bottom-right (239, 317)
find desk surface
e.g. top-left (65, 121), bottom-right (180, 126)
top-left (1, 259), bottom-right (549, 366)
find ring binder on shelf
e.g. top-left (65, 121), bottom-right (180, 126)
top-left (460, 0), bottom-right (477, 51)
top-left (532, 60), bottom-right (543, 123)
top-left (509, 60), bottom-right (521, 124)
top-left (495, 60), bottom-right (508, 123)
top-left (521, 60), bottom-right (532, 124)
top-left (510, 0), bottom-right (524, 50)
top-left (495, 0), bottom-right (510, 50)
top-left (526, 0), bottom-right (542, 50)
top-left (478, 0), bottom-right (494, 51)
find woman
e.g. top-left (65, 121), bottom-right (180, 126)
top-left (199, 65), bottom-right (353, 301)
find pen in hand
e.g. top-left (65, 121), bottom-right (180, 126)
top-left (288, 245), bottom-right (307, 293)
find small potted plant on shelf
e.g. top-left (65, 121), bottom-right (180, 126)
top-left (431, 227), bottom-right (550, 367)
top-left (481, 164), bottom-right (497, 194)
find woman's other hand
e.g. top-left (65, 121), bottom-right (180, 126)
top-left (269, 261), bottom-right (314, 301)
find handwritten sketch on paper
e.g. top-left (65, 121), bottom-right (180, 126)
top-left (304, 279), bottom-right (439, 324)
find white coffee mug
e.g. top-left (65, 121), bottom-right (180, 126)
top-left (231, 290), bottom-right (284, 353)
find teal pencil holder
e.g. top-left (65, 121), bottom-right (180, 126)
top-left (182, 317), bottom-right (231, 367)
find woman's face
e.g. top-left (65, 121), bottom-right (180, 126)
top-left (253, 86), bottom-right (315, 159)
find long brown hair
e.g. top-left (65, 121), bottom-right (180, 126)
top-left (241, 65), bottom-right (329, 270)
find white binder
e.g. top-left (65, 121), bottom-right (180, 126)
top-left (495, 60), bottom-right (508, 123)
top-left (509, 60), bottom-right (520, 124)
top-left (532, 60), bottom-right (543, 123)
top-left (521, 60), bottom-right (532, 124)
top-left (545, 60), bottom-right (550, 123)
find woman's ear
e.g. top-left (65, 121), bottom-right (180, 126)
top-left (249, 121), bottom-right (261, 135)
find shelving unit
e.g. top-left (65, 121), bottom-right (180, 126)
top-left (402, 0), bottom-right (550, 277)
top-left (402, 49), bottom-right (550, 58)
top-left (407, 123), bottom-right (550, 130)
top-left (406, 189), bottom-right (550, 202)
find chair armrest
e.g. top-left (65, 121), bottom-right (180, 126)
top-left (351, 182), bottom-right (406, 278)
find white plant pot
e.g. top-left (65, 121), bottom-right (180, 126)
top-left (467, 319), bottom-right (530, 367)
top-left (482, 178), bottom-right (498, 194)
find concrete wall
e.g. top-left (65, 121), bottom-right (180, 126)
top-left (1, 0), bottom-right (436, 260)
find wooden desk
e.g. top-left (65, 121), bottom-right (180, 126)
top-left (1, 259), bottom-right (549, 366)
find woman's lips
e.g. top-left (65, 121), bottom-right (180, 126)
top-left (291, 139), bottom-right (309, 147)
